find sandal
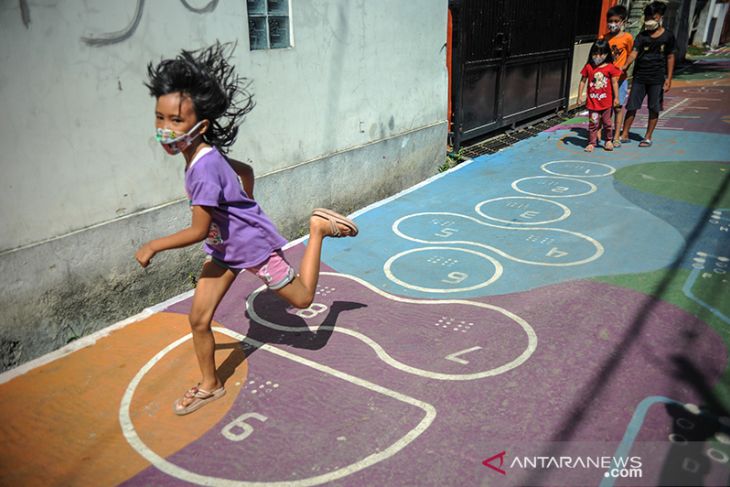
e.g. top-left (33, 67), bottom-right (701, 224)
top-left (604, 141), bottom-right (614, 151)
top-left (639, 139), bottom-right (653, 148)
top-left (312, 208), bottom-right (359, 237)
top-left (612, 139), bottom-right (621, 148)
top-left (584, 144), bottom-right (595, 153)
top-left (174, 384), bottom-right (226, 416)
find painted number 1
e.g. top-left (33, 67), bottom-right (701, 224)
top-left (442, 271), bottom-right (468, 284)
top-left (222, 412), bottom-right (268, 442)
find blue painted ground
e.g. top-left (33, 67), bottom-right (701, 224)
top-left (320, 130), bottom-right (730, 299)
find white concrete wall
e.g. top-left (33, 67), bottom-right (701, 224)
top-left (569, 42), bottom-right (593, 107)
top-left (0, 0), bottom-right (448, 369)
top-left (0, 0), bottom-right (448, 252)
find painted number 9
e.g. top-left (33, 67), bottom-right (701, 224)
top-left (221, 412), bottom-right (268, 442)
top-left (442, 271), bottom-right (468, 284)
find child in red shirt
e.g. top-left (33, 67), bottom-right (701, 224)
top-left (577, 39), bottom-right (622, 152)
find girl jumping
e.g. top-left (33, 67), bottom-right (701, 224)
top-left (576, 39), bottom-right (622, 152)
top-left (135, 42), bottom-right (358, 415)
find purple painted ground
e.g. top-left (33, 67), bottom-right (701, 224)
top-left (548, 90), bottom-right (730, 135)
top-left (123, 245), bottom-right (727, 486)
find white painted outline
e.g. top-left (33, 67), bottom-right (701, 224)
top-left (392, 212), bottom-right (604, 267)
top-left (511, 176), bottom-right (597, 198)
top-left (540, 160), bottom-right (616, 178)
top-left (383, 247), bottom-right (503, 293)
top-left (474, 196), bottom-right (571, 225)
top-left (246, 272), bottom-right (537, 381)
top-left (119, 326), bottom-right (437, 487)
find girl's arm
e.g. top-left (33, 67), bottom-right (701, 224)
top-left (135, 205), bottom-right (212, 268)
top-left (611, 76), bottom-right (620, 107)
top-left (577, 77), bottom-right (587, 106)
top-left (664, 53), bottom-right (675, 92)
top-left (226, 157), bottom-right (255, 199)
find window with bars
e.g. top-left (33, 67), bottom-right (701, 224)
top-left (247, 0), bottom-right (292, 50)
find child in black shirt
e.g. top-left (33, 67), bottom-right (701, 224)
top-left (619, 1), bottom-right (676, 147)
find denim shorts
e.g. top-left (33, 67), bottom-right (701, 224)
top-left (207, 250), bottom-right (295, 290)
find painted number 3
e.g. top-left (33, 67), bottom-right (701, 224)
top-left (442, 271), bottom-right (468, 284)
top-left (222, 412), bottom-right (268, 442)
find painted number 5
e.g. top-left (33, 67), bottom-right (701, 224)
top-left (222, 412), bottom-right (268, 442)
top-left (435, 228), bottom-right (458, 237)
top-left (442, 271), bottom-right (468, 284)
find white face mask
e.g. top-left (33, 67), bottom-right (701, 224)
top-left (607, 22), bottom-right (622, 33)
top-left (155, 120), bottom-right (205, 155)
top-left (592, 54), bottom-right (607, 65)
top-left (644, 19), bottom-right (661, 31)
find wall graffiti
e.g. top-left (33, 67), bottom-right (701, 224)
top-left (81, 0), bottom-right (219, 47)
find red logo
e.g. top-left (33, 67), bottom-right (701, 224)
top-left (483, 451), bottom-right (507, 475)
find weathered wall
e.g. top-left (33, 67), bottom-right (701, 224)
top-left (0, 0), bottom-right (448, 369)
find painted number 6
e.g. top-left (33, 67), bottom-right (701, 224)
top-left (221, 412), bottom-right (268, 442)
top-left (442, 271), bottom-right (468, 284)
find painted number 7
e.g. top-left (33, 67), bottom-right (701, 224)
top-left (221, 412), bottom-right (268, 442)
top-left (442, 271), bottom-right (468, 284)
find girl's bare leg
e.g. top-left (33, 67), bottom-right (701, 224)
top-left (180, 260), bottom-right (237, 407)
top-left (276, 216), bottom-right (353, 309)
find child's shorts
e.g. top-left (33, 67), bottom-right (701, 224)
top-left (207, 250), bottom-right (296, 290)
top-left (626, 82), bottom-right (664, 113)
top-left (618, 79), bottom-right (629, 106)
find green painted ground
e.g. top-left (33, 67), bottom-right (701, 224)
top-left (613, 161), bottom-right (730, 208)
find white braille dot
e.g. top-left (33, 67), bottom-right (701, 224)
top-left (266, 381), bottom-right (272, 385)
top-left (684, 403), bottom-right (700, 415)
top-left (715, 432), bottom-right (730, 445)
top-left (259, 384), bottom-right (265, 389)
top-left (251, 390), bottom-right (257, 394)
top-left (249, 380), bottom-right (255, 384)
top-left (719, 256), bottom-right (730, 262)
top-left (273, 384), bottom-right (279, 388)
top-left (453, 328), bottom-right (459, 331)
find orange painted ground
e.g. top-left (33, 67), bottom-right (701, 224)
top-left (0, 312), bottom-right (248, 486)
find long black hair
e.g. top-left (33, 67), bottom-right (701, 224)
top-left (145, 41), bottom-right (254, 153)
top-left (587, 39), bottom-right (615, 66)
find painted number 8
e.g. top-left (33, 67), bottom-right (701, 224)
top-left (296, 303), bottom-right (328, 319)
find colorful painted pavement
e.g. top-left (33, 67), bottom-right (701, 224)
top-left (1, 62), bottom-right (729, 486)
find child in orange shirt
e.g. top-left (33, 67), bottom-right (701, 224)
top-left (604, 5), bottom-right (634, 147)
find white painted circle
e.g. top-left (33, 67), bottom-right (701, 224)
top-left (511, 176), bottom-right (597, 198)
top-left (707, 447), bottom-right (729, 463)
top-left (474, 196), bottom-right (571, 225)
top-left (541, 160), bottom-right (616, 178)
top-left (383, 247), bottom-right (503, 293)
top-left (676, 417), bottom-right (695, 430)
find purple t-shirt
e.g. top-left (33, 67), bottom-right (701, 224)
top-left (185, 147), bottom-right (288, 269)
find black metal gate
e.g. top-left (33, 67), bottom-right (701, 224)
top-left (450, 0), bottom-right (581, 148)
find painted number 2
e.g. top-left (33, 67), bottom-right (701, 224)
top-left (442, 271), bottom-right (468, 284)
top-left (222, 412), bottom-right (268, 442)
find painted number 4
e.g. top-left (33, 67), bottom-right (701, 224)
top-left (222, 412), bottom-right (268, 442)
top-left (442, 271), bottom-right (468, 284)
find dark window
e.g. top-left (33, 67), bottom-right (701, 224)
top-left (247, 0), bottom-right (292, 50)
